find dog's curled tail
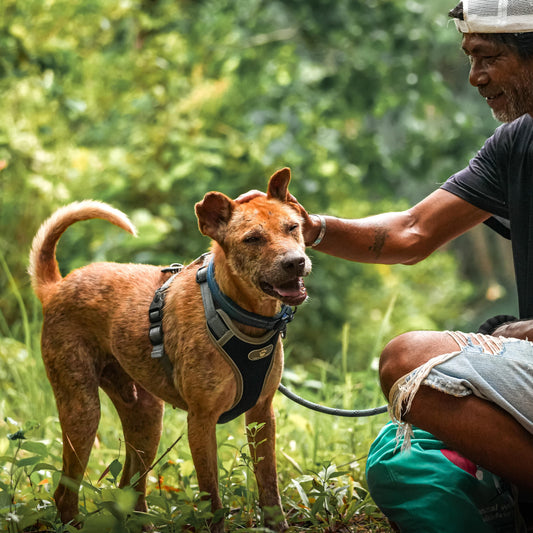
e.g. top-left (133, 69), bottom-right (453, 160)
top-left (29, 200), bottom-right (137, 303)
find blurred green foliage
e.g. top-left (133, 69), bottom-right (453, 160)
top-left (0, 1), bottom-right (516, 528)
top-left (1, 0), bottom-right (506, 366)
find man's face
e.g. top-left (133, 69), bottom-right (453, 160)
top-left (462, 33), bottom-right (533, 122)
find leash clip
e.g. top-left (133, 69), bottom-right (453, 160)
top-left (275, 306), bottom-right (296, 338)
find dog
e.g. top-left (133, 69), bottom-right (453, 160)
top-left (28, 167), bottom-right (311, 531)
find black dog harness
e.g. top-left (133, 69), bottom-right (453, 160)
top-left (148, 263), bottom-right (184, 379)
top-left (149, 257), bottom-right (295, 424)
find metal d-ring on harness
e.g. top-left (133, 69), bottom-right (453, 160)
top-left (149, 258), bottom-right (388, 419)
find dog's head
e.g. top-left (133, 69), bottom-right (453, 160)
top-left (195, 168), bottom-right (311, 307)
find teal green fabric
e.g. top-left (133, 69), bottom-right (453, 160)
top-left (366, 422), bottom-right (522, 533)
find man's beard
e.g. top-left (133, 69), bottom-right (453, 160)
top-left (492, 70), bottom-right (533, 122)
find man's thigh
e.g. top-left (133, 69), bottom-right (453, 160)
top-left (389, 331), bottom-right (533, 434)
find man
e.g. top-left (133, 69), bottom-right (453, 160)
top-left (285, 0), bottom-right (533, 529)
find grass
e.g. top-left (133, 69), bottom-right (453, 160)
top-left (0, 265), bottom-right (393, 532)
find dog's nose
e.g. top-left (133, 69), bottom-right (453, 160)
top-left (282, 253), bottom-right (307, 275)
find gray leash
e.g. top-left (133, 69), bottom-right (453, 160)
top-left (278, 382), bottom-right (388, 417)
top-left (277, 313), bottom-right (521, 417)
top-left (151, 259), bottom-right (388, 418)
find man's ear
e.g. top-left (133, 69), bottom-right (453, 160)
top-left (195, 192), bottom-right (235, 242)
top-left (266, 167), bottom-right (291, 202)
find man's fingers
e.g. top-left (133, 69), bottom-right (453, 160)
top-left (235, 190), bottom-right (264, 203)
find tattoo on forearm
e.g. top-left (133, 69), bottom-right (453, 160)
top-left (369, 226), bottom-right (388, 258)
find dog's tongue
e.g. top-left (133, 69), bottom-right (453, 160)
top-left (275, 285), bottom-right (303, 298)
top-left (274, 278), bottom-right (306, 299)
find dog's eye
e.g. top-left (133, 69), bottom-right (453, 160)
top-left (243, 234), bottom-right (263, 244)
top-left (288, 224), bottom-right (299, 233)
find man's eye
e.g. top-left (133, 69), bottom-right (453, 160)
top-left (467, 54), bottom-right (499, 64)
top-left (481, 53), bottom-right (501, 63)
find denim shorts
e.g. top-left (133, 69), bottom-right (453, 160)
top-left (389, 332), bottom-right (533, 445)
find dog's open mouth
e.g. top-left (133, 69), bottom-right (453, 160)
top-left (260, 278), bottom-right (308, 306)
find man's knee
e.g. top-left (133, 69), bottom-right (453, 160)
top-left (379, 330), bottom-right (446, 398)
top-left (379, 332), bottom-right (416, 398)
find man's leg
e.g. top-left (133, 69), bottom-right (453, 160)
top-left (379, 330), bottom-right (533, 492)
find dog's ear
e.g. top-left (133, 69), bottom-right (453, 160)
top-left (267, 167), bottom-right (291, 202)
top-left (195, 192), bottom-right (235, 242)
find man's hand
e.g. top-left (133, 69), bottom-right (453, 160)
top-left (235, 190), bottom-right (264, 203)
top-left (236, 189), bottom-right (323, 247)
top-left (477, 314), bottom-right (533, 339)
top-left (491, 319), bottom-right (533, 340)
top-left (477, 314), bottom-right (518, 335)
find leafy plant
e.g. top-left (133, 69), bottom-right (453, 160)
top-left (286, 462), bottom-right (374, 530)
top-left (0, 420), bottom-right (61, 532)
top-left (0, 406), bottom-right (391, 531)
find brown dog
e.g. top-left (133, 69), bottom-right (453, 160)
top-left (28, 168), bottom-right (311, 531)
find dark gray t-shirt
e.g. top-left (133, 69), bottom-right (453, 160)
top-left (441, 113), bottom-right (533, 317)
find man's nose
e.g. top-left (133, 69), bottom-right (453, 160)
top-left (469, 58), bottom-right (490, 87)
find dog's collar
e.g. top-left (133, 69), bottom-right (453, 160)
top-left (201, 259), bottom-right (295, 334)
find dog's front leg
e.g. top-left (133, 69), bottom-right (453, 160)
top-left (245, 398), bottom-right (288, 532)
top-left (187, 412), bottom-right (224, 533)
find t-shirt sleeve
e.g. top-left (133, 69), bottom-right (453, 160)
top-left (441, 125), bottom-right (511, 239)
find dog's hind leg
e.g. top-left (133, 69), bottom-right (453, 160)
top-left (245, 397), bottom-right (288, 532)
top-left (100, 365), bottom-right (164, 513)
top-left (44, 358), bottom-right (102, 525)
top-left (39, 326), bottom-right (101, 525)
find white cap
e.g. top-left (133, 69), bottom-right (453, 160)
top-left (455, 0), bottom-right (533, 33)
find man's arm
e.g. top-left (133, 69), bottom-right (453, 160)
top-left (308, 189), bottom-right (492, 265)
top-left (492, 320), bottom-right (533, 340)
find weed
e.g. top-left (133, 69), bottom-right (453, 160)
top-left (0, 415), bottom-right (391, 531)
top-left (0, 287), bottom-right (392, 530)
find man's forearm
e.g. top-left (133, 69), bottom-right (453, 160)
top-left (310, 211), bottom-right (430, 265)
top-left (307, 189), bottom-right (492, 266)
top-left (492, 320), bottom-right (533, 340)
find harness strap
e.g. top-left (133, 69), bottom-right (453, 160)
top-left (198, 268), bottom-right (227, 338)
top-left (148, 265), bottom-right (183, 378)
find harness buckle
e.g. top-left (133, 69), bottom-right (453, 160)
top-left (149, 324), bottom-right (164, 346)
top-left (151, 342), bottom-right (165, 359)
